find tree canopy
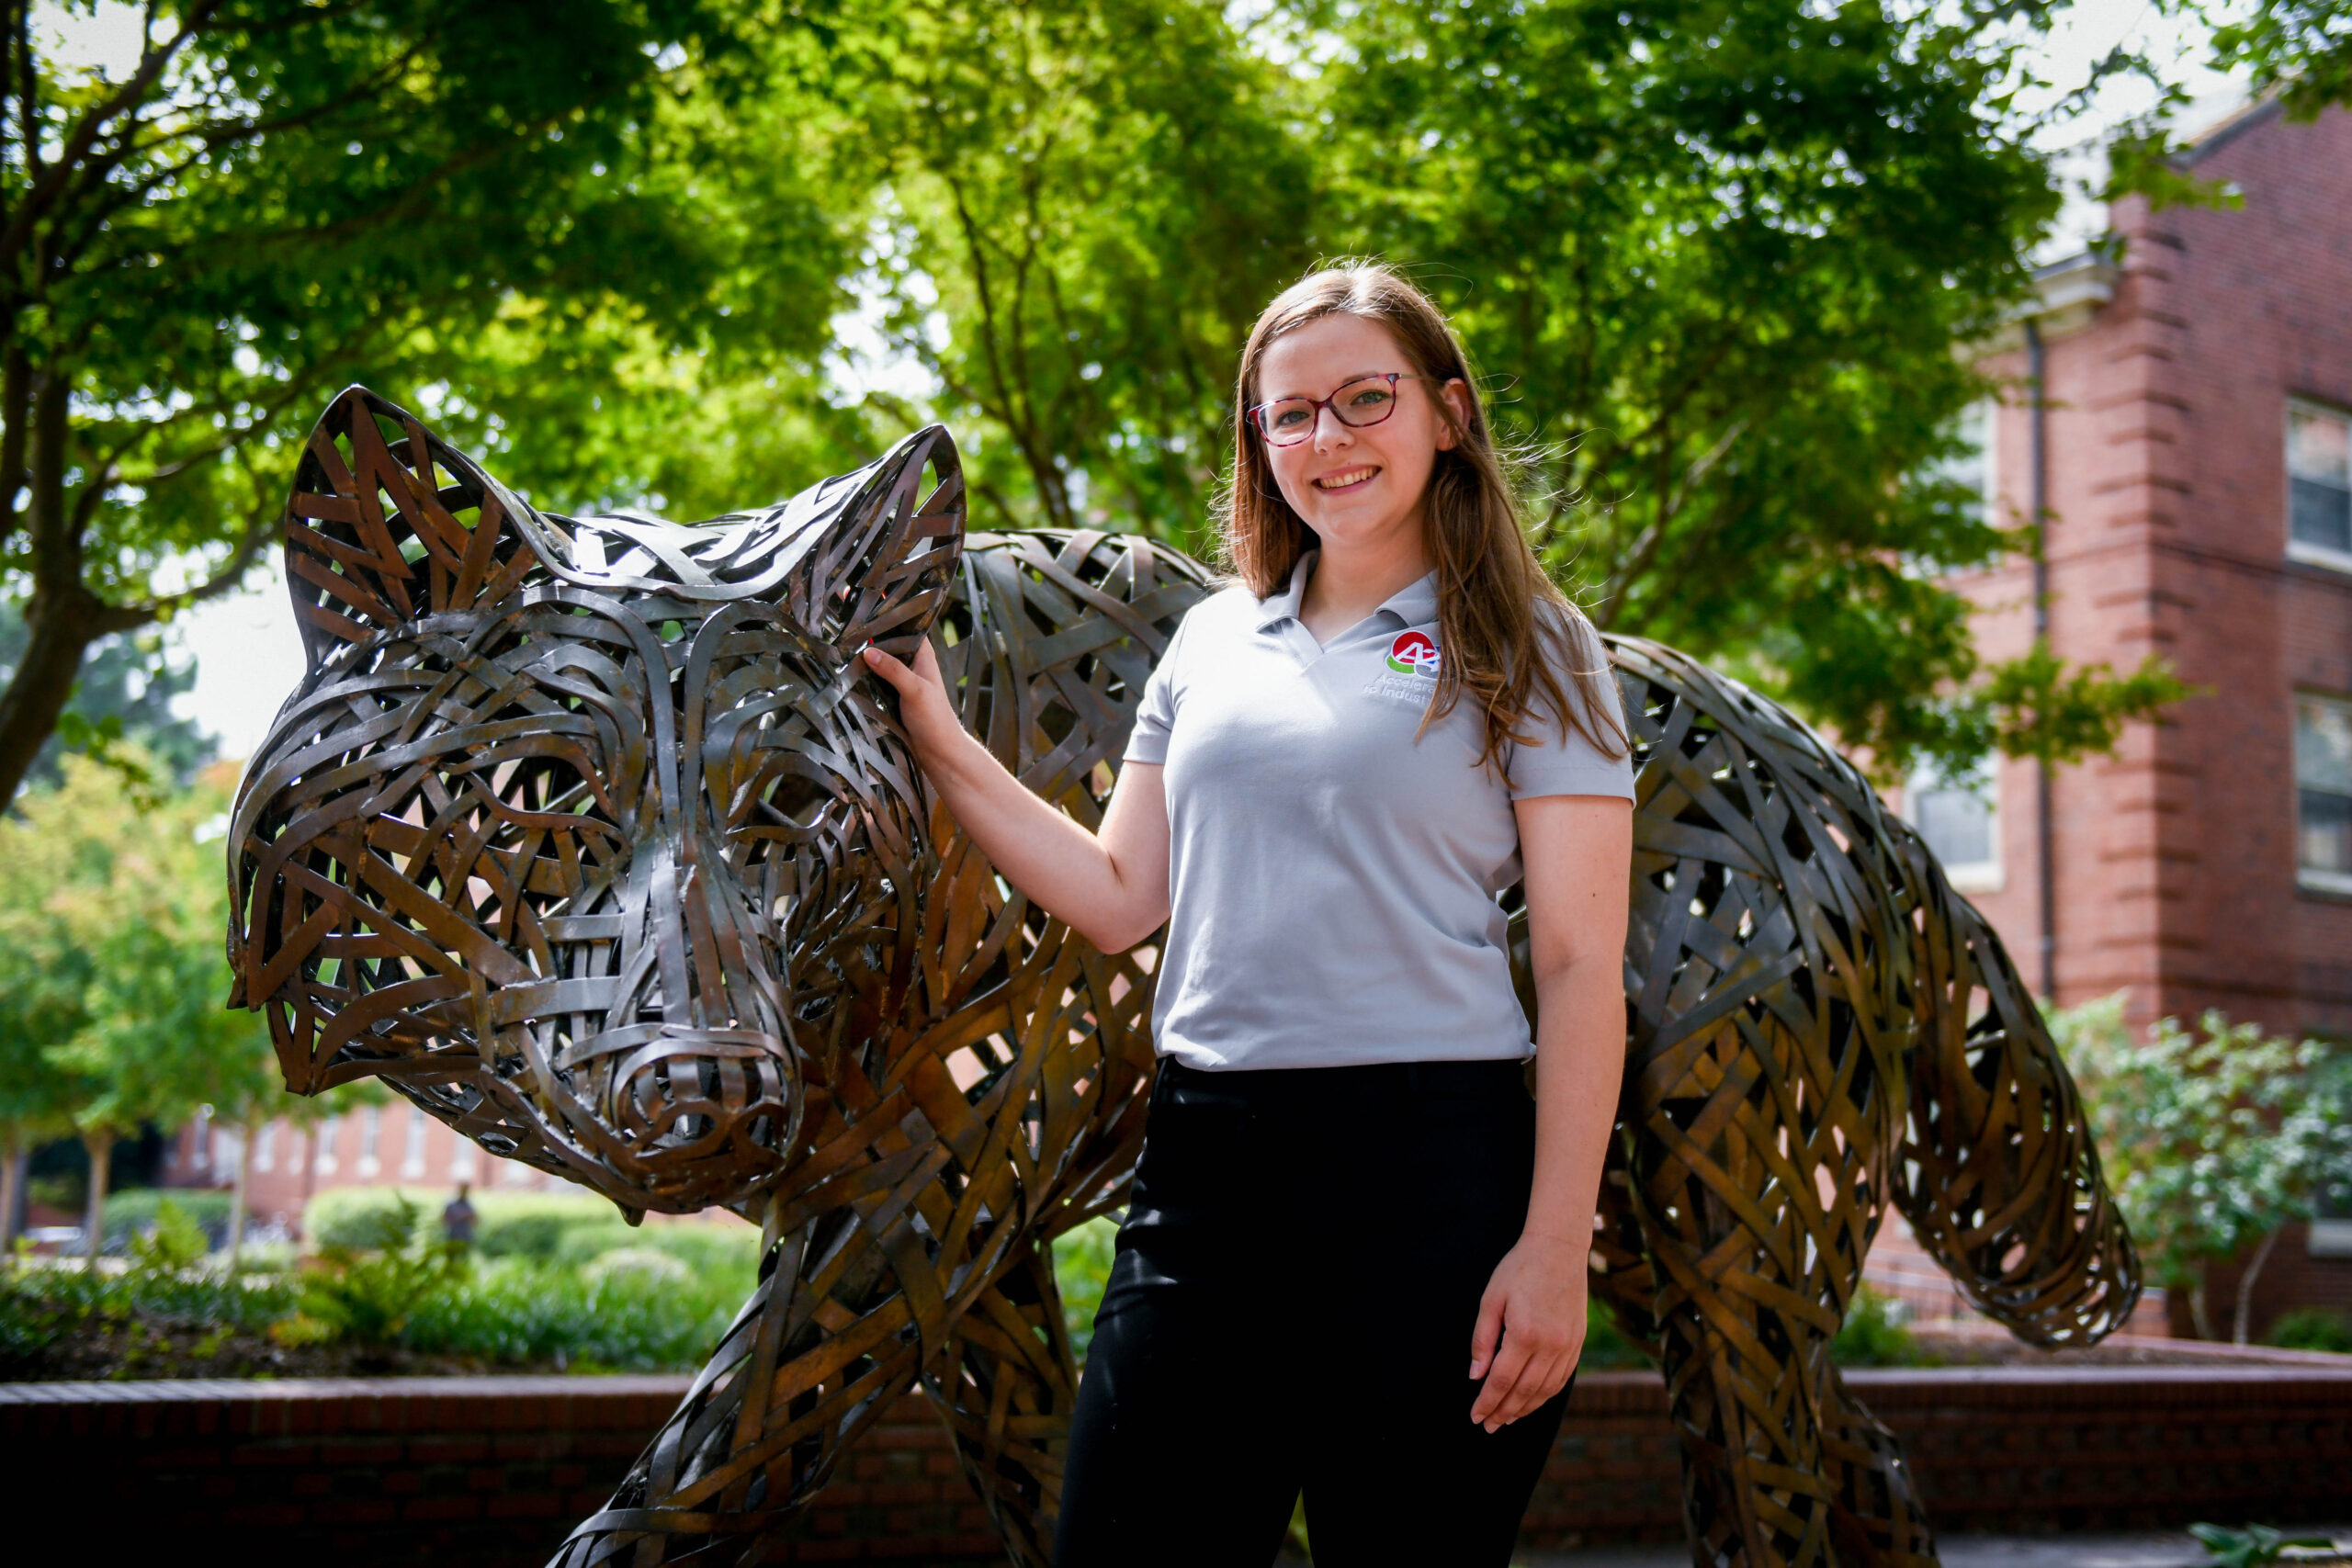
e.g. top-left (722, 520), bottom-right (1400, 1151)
top-left (0, 752), bottom-right (268, 1253)
top-left (0, 0), bottom-right (813, 807)
top-left (0, 0), bottom-right (2210, 806)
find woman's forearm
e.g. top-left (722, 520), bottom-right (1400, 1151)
top-left (862, 641), bottom-right (1170, 953)
top-left (1510, 794), bottom-right (1634, 1256)
top-left (1524, 953), bottom-right (1626, 1253)
top-left (920, 722), bottom-right (1170, 953)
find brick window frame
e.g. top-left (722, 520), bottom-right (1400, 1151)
top-left (2287, 398), bottom-right (2352, 572)
top-left (2297, 690), bottom-right (2352, 897)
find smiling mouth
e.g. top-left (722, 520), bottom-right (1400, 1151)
top-left (1314, 466), bottom-right (1378, 492)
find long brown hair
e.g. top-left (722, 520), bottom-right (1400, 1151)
top-left (1222, 262), bottom-right (1628, 772)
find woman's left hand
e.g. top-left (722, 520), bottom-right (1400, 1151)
top-left (1467, 1233), bottom-right (1589, 1432)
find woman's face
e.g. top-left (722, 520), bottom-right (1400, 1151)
top-left (1253, 312), bottom-right (1468, 561)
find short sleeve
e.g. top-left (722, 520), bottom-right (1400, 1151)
top-left (1506, 609), bottom-right (1637, 802)
top-left (1123, 613), bottom-right (1191, 766)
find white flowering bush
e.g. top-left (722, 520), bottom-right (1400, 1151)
top-left (2052, 995), bottom-right (2352, 1342)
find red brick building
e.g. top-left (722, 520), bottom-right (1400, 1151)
top-left (1925, 97), bottom-right (2352, 1040)
top-left (164, 1100), bottom-right (566, 1236)
top-left (1882, 97), bottom-right (2352, 1333)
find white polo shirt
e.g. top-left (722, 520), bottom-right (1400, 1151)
top-left (1125, 552), bottom-right (1635, 1071)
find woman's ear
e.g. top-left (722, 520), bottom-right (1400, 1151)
top-left (1434, 378), bottom-right (1473, 451)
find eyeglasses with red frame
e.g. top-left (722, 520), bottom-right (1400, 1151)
top-left (1247, 373), bottom-right (1428, 446)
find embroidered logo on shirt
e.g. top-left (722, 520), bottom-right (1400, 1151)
top-left (1363, 673), bottom-right (1434, 705)
top-left (1386, 630), bottom-right (1440, 678)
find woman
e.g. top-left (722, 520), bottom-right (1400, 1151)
top-left (862, 263), bottom-right (1634, 1567)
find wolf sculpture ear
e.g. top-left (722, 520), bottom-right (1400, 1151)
top-left (760, 423), bottom-right (965, 660)
top-left (281, 386), bottom-right (544, 669)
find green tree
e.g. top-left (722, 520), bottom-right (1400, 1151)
top-left (0, 0), bottom-right (790, 811)
top-left (2053, 995), bottom-right (2352, 1343)
top-left (1303, 0), bottom-right (2183, 776)
top-left (831, 0), bottom-right (1316, 536)
top-left (0, 599), bottom-right (213, 792)
top-left (2192, 0), bottom-right (2350, 119)
top-left (0, 953), bottom-right (78, 1251)
top-left (820, 0), bottom-right (2185, 778)
top-left (0, 750), bottom-right (257, 1260)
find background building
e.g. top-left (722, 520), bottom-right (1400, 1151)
top-left (163, 1100), bottom-right (566, 1238)
top-left (1880, 97), bottom-right (2352, 1335)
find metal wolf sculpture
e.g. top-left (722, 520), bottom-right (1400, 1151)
top-left (229, 389), bottom-right (2138, 1568)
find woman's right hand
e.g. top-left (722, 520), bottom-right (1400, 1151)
top-left (860, 638), bottom-right (967, 765)
top-left (857, 630), bottom-right (1171, 955)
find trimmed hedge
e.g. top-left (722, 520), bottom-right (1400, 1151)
top-left (98, 1188), bottom-right (237, 1253)
top-left (300, 1187), bottom-right (759, 1273)
top-left (304, 1186), bottom-right (621, 1253)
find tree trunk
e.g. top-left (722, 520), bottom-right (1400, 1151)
top-left (2233, 1228), bottom-right (2283, 1346)
top-left (0, 581), bottom-right (104, 810)
top-left (0, 1133), bottom-right (22, 1256)
top-left (0, 367), bottom-right (112, 814)
top-left (81, 1128), bottom-right (114, 1268)
top-left (226, 1111), bottom-right (257, 1270)
top-left (2188, 1267), bottom-right (2217, 1341)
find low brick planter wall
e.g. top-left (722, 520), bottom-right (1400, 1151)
top-left (9, 1362), bottom-right (2349, 1563)
top-left (1523, 1364), bottom-right (2352, 1550)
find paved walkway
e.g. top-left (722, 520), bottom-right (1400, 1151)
top-left (1519, 1530), bottom-right (2352, 1568)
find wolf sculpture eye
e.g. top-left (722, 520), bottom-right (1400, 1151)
top-left (227, 387), bottom-right (962, 1214)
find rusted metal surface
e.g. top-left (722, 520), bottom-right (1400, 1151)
top-left (228, 389), bottom-right (2136, 1568)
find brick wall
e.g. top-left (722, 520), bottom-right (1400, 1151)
top-left (1521, 1365), bottom-right (2352, 1549)
top-left (11, 1366), bottom-right (2349, 1563)
top-left (1959, 103), bottom-right (2352, 1042)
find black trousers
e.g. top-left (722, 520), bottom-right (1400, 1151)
top-left (1055, 1056), bottom-right (1572, 1568)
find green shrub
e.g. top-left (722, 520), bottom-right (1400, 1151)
top-left (130, 1199), bottom-right (210, 1271)
top-left (394, 1258), bottom-right (749, 1371)
top-left (1051, 1214), bottom-right (1118, 1360)
top-left (1578, 1298), bottom-right (1651, 1370)
top-left (99, 1188), bottom-right (236, 1252)
top-left (479, 1212), bottom-right (571, 1261)
top-left (2267, 1306), bottom-right (2352, 1353)
top-left (584, 1247), bottom-right (693, 1286)
top-left (302, 1186), bottom-right (618, 1255)
top-left (1, 1206), bottom-right (300, 1356)
top-left (2190, 1523), bottom-right (2338, 1568)
top-left (305, 1187), bottom-right (431, 1252)
top-left (1830, 1286), bottom-right (1928, 1367)
top-left (551, 1222), bottom-right (643, 1269)
top-left (632, 1223), bottom-right (763, 1276)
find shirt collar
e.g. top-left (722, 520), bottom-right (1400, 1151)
top-left (1253, 551), bottom-right (1442, 632)
top-left (1253, 550), bottom-right (1317, 631)
top-left (1377, 571), bottom-right (1440, 626)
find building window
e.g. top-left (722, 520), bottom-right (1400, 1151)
top-left (2289, 400), bottom-right (2352, 569)
top-left (2299, 693), bottom-right (2352, 895)
top-left (314, 1115), bottom-right (340, 1177)
top-left (1906, 757), bottom-right (2002, 892)
top-left (400, 1107), bottom-right (427, 1181)
top-left (254, 1122), bottom-right (277, 1174)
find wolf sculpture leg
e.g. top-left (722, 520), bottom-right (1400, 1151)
top-left (547, 1216), bottom-right (933, 1567)
top-left (922, 1240), bottom-right (1080, 1567)
top-left (1603, 637), bottom-right (1945, 1568)
top-left (1620, 999), bottom-right (1934, 1568)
